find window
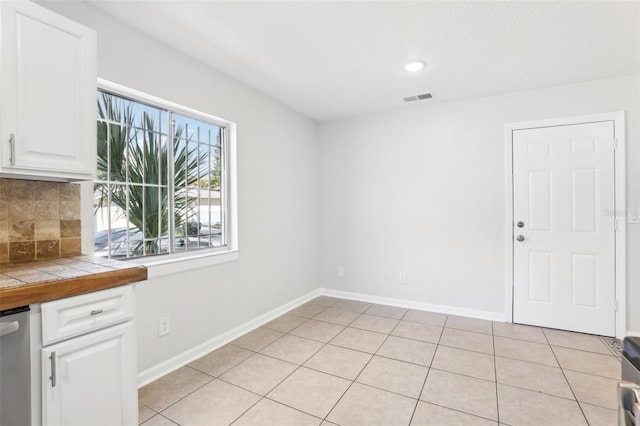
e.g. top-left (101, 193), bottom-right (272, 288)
top-left (94, 84), bottom-right (234, 260)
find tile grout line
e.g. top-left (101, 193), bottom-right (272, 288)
top-left (152, 413), bottom-right (179, 426)
top-left (495, 330), bottom-right (593, 349)
top-left (140, 300), bottom-right (401, 424)
top-left (238, 298), bottom-right (344, 424)
top-left (494, 333), bottom-right (619, 371)
top-left (419, 401), bottom-right (501, 424)
top-left (264, 300), bottom-right (376, 424)
top-left (228, 301), bottom-right (335, 426)
top-left (138, 400), bottom-right (157, 416)
top-left (225, 393), bottom-right (264, 426)
top-left (548, 364), bottom-right (621, 381)
top-left (493, 328), bottom-right (618, 412)
top-left (379, 307), bottom-right (420, 425)
top-left (550, 343), bottom-right (623, 357)
top-left (321, 305), bottom-right (390, 424)
top-left (319, 303), bottom-right (415, 424)
top-left (542, 328), bottom-right (590, 424)
top-left (408, 312), bottom-right (447, 426)
top-left (301, 309), bottom-right (440, 394)
top-left (152, 303), bottom-right (328, 425)
top-left (149, 366), bottom-right (217, 423)
top-left (260, 396), bottom-right (327, 424)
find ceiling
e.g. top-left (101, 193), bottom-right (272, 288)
top-left (87, 1), bottom-right (639, 122)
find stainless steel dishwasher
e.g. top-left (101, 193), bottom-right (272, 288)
top-left (619, 336), bottom-right (640, 425)
top-left (0, 306), bottom-right (31, 426)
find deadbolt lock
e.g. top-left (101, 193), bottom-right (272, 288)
top-left (517, 221), bottom-right (525, 228)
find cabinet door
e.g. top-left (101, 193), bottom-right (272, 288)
top-left (1, 1), bottom-right (96, 180)
top-left (42, 322), bottom-right (137, 426)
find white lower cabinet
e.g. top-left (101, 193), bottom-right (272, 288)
top-left (40, 287), bottom-right (137, 426)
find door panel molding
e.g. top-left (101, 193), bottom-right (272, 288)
top-left (504, 112), bottom-right (626, 338)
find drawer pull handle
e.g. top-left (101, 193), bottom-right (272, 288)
top-left (50, 352), bottom-right (57, 388)
top-left (90, 309), bottom-right (103, 316)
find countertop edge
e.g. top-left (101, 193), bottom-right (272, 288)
top-left (0, 266), bottom-right (148, 310)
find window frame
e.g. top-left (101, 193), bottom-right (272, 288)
top-left (95, 78), bottom-right (238, 270)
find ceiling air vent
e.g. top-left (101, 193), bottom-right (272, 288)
top-left (403, 93), bottom-right (433, 102)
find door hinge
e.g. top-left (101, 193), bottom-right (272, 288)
top-left (615, 300), bottom-right (619, 312)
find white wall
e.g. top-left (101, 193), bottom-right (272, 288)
top-left (41, 2), bottom-right (320, 373)
top-left (318, 75), bottom-right (640, 331)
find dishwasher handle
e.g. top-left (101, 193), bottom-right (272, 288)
top-left (0, 320), bottom-right (19, 337)
top-left (619, 381), bottom-right (640, 425)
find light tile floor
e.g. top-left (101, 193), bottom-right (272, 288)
top-left (138, 297), bottom-right (621, 426)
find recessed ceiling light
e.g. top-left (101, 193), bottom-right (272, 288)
top-left (404, 61), bottom-right (426, 72)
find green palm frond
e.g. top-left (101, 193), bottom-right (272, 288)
top-left (96, 92), bottom-right (210, 256)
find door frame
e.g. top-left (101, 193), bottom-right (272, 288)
top-left (504, 112), bottom-right (626, 338)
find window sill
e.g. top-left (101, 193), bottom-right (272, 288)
top-left (123, 249), bottom-right (239, 279)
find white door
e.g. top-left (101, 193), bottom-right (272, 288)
top-left (512, 120), bottom-right (616, 336)
top-left (42, 322), bottom-right (137, 426)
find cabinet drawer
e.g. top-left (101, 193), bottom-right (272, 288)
top-left (41, 286), bottom-right (134, 346)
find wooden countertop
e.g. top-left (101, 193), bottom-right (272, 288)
top-left (0, 256), bottom-right (147, 310)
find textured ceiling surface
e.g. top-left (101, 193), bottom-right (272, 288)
top-left (86, 1), bottom-right (639, 122)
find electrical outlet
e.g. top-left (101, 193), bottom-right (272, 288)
top-left (337, 266), bottom-right (345, 278)
top-left (158, 316), bottom-right (171, 337)
top-left (400, 273), bottom-right (408, 285)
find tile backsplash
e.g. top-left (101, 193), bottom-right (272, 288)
top-left (0, 178), bottom-right (81, 263)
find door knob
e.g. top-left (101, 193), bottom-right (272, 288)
top-left (516, 235), bottom-right (525, 242)
top-left (517, 221), bottom-right (525, 228)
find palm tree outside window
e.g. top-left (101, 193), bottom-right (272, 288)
top-left (95, 89), bottom-right (227, 259)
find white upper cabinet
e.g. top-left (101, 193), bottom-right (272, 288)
top-left (0, 1), bottom-right (97, 181)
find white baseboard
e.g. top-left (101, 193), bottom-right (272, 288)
top-left (137, 288), bottom-right (323, 387)
top-left (138, 287), bottom-right (507, 386)
top-left (625, 330), bottom-right (640, 338)
top-left (320, 288), bottom-right (507, 322)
